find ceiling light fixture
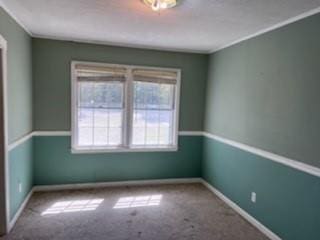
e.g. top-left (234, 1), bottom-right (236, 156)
top-left (142, 0), bottom-right (178, 12)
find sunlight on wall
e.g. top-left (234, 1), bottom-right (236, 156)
top-left (113, 195), bottom-right (162, 209)
top-left (42, 199), bottom-right (104, 215)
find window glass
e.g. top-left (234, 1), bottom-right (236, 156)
top-left (77, 81), bottom-right (124, 147)
top-left (132, 81), bottom-right (175, 146)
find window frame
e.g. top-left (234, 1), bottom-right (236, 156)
top-left (71, 61), bottom-right (181, 153)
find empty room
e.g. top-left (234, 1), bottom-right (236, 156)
top-left (0, 0), bottom-right (319, 239)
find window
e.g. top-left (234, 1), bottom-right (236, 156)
top-left (71, 62), bottom-right (180, 153)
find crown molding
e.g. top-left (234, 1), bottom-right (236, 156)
top-left (210, 6), bottom-right (320, 54)
top-left (31, 34), bottom-right (209, 54)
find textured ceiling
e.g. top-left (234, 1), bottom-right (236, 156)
top-left (1, 0), bottom-right (320, 53)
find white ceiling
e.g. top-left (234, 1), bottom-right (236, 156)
top-left (1, 0), bottom-right (320, 53)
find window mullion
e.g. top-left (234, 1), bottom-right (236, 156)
top-left (73, 76), bottom-right (79, 149)
top-left (92, 83), bottom-right (95, 147)
top-left (125, 69), bottom-right (134, 148)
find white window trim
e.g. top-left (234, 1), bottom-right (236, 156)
top-left (0, 33), bottom-right (10, 233)
top-left (71, 61), bottom-right (181, 153)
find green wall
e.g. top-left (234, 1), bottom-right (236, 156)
top-left (0, 6), bottom-right (33, 227)
top-left (205, 13), bottom-right (320, 168)
top-left (203, 12), bottom-right (320, 240)
top-left (202, 137), bottom-right (320, 240)
top-left (0, 7), bottom-right (32, 143)
top-left (9, 139), bottom-right (33, 220)
top-left (32, 38), bottom-right (208, 132)
top-left (31, 38), bottom-right (206, 190)
top-left (33, 136), bottom-right (202, 185)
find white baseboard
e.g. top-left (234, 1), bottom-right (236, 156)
top-left (200, 179), bottom-right (282, 240)
top-left (8, 189), bottom-right (34, 232)
top-left (33, 178), bottom-right (203, 192)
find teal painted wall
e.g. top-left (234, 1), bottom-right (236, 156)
top-left (0, 7), bottom-right (32, 143)
top-left (32, 38), bottom-right (208, 132)
top-left (8, 138), bottom-right (33, 220)
top-left (202, 137), bottom-right (320, 240)
top-left (0, 6), bottom-right (33, 228)
top-left (204, 13), bottom-right (320, 168)
top-left (203, 12), bottom-right (320, 240)
top-left (33, 136), bottom-right (202, 185)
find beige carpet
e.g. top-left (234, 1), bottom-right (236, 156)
top-left (3, 184), bottom-right (268, 240)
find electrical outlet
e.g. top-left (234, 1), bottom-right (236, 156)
top-left (18, 182), bottom-right (22, 193)
top-left (251, 192), bottom-right (256, 203)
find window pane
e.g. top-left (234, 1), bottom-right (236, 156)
top-left (77, 81), bottom-right (124, 147)
top-left (133, 110), bottom-right (146, 127)
top-left (132, 127), bottom-right (145, 145)
top-left (132, 81), bottom-right (175, 147)
top-left (78, 127), bottom-right (93, 146)
top-left (159, 127), bottom-right (171, 145)
top-left (94, 109), bottom-right (108, 127)
top-left (134, 83), bottom-right (145, 109)
top-left (93, 82), bottom-right (123, 108)
top-left (109, 127), bottom-right (122, 146)
top-left (159, 85), bottom-right (174, 109)
top-left (109, 109), bottom-right (122, 128)
top-left (107, 83), bottom-right (123, 108)
top-left (79, 82), bottom-right (94, 108)
top-left (94, 128), bottom-right (108, 146)
top-left (78, 108), bottom-right (93, 127)
top-left (146, 126), bottom-right (158, 145)
top-left (160, 110), bottom-right (173, 127)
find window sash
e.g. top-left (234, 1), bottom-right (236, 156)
top-left (71, 61), bottom-right (181, 152)
top-left (76, 81), bottom-right (125, 148)
top-left (131, 81), bottom-right (176, 147)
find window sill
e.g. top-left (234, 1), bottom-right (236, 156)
top-left (71, 146), bottom-right (178, 154)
